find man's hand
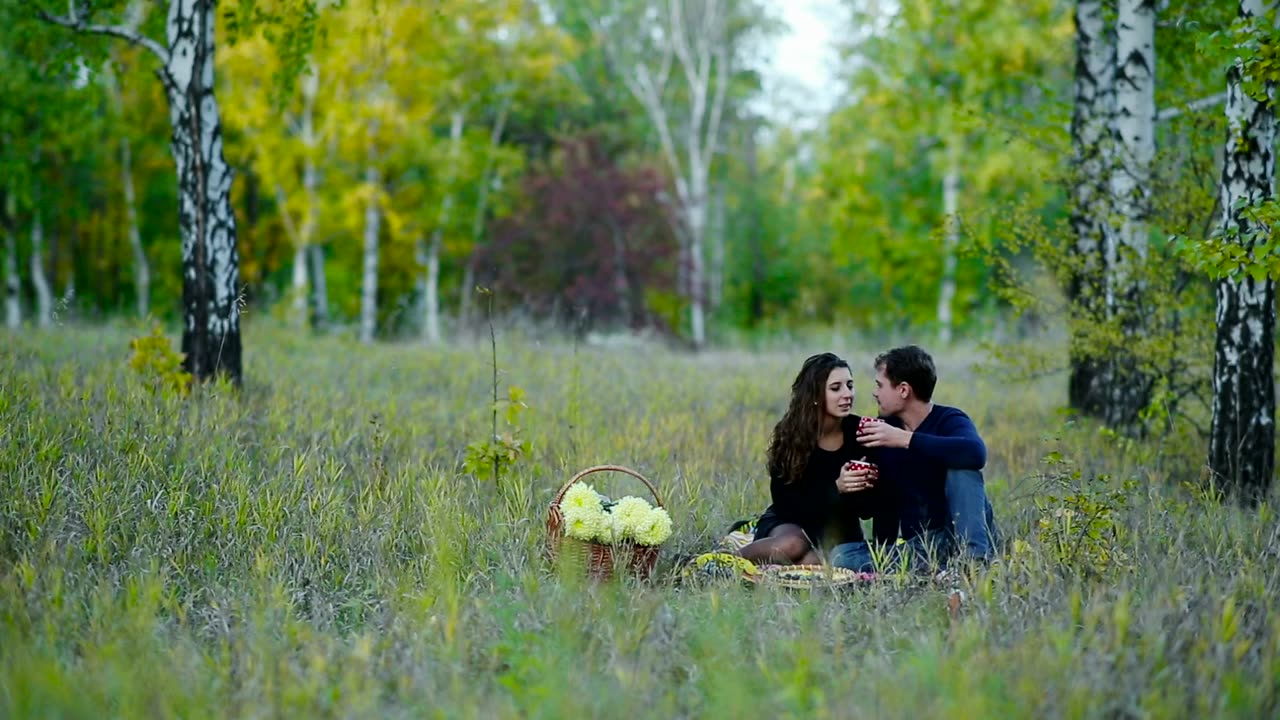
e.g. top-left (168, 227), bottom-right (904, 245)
top-left (836, 459), bottom-right (877, 493)
top-left (857, 421), bottom-right (913, 449)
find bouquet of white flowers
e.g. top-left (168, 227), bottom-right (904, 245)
top-left (547, 465), bottom-right (672, 580)
top-left (560, 483), bottom-right (673, 547)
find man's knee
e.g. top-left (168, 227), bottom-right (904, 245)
top-left (946, 469), bottom-right (989, 514)
top-left (831, 541), bottom-right (874, 573)
top-left (946, 468), bottom-right (998, 560)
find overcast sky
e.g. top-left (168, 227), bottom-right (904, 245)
top-left (755, 0), bottom-right (845, 131)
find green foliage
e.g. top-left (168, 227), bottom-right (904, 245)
top-left (1033, 447), bottom-right (1137, 579)
top-left (1178, 197), bottom-right (1280, 281)
top-left (126, 324), bottom-right (192, 396)
top-left (463, 384), bottom-right (532, 484)
top-left (811, 0), bottom-right (1073, 334)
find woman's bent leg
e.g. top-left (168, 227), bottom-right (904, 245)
top-left (738, 524), bottom-right (813, 564)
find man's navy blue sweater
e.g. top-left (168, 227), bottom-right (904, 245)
top-left (870, 404), bottom-right (986, 543)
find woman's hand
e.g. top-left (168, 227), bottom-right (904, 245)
top-left (836, 459), bottom-right (877, 493)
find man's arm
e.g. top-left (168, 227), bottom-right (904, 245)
top-left (907, 411), bottom-right (987, 469)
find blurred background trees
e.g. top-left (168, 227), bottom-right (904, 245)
top-left (5, 0), bottom-right (1280, 497)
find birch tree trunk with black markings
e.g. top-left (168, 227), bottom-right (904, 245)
top-left (1067, 0), bottom-right (1116, 415)
top-left (1209, 0), bottom-right (1278, 504)
top-left (165, 1), bottom-right (241, 381)
top-left (1099, 0), bottom-right (1157, 429)
top-left (41, 0), bottom-right (243, 383)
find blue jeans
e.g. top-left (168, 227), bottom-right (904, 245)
top-left (830, 469), bottom-right (998, 572)
top-left (829, 540), bottom-right (875, 573)
top-left (947, 468), bottom-right (998, 564)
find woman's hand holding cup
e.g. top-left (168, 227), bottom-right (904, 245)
top-left (837, 458), bottom-right (878, 493)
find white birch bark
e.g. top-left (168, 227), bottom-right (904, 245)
top-left (1067, 0), bottom-right (1116, 413)
top-left (1100, 0), bottom-right (1157, 428)
top-left (121, 135), bottom-right (150, 319)
top-left (288, 62), bottom-right (320, 330)
top-left (593, 0), bottom-right (730, 349)
top-left (419, 110), bottom-right (465, 345)
top-left (30, 211), bottom-right (52, 328)
top-left (936, 151), bottom-right (960, 345)
top-left (1209, 0), bottom-right (1278, 502)
top-left (359, 153), bottom-right (381, 344)
top-left (1107, 0), bottom-right (1156, 298)
top-left (42, 0), bottom-right (245, 382)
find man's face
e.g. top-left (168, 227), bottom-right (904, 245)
top-left (873, 365), bottom-right (908, 416)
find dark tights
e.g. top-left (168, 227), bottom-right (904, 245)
top-left (737, 523), bottom-right (820, 565)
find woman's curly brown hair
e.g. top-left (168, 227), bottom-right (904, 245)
top-left (767, 352), bottom-right (850, 485)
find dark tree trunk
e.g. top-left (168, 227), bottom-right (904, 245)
top-left (1209, 0), bottom-right (1277, 504)
top-left (2, 189), bottom-right (18, 329)
top-left (308, 242), bottom-right (329, 332)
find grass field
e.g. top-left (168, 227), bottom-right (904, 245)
top-left (2, 320), bottom-right (1278, 718)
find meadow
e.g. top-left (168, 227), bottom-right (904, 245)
top-left (1, 320), bottom-right (1278, 718)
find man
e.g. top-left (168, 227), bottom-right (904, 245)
top-left (832, 345), bottom-right (998, 573)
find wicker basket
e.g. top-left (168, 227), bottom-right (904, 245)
top-left (546, 464), bottom-right (665, 580)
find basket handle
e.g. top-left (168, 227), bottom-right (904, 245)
top-left (551, 464), bottom-right (664, 509)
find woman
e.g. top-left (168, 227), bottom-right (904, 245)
top-left (736, 352), bottom-right (881, 566)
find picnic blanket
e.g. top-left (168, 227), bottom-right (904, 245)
top-left (679, 519), bottom-right (880, 588)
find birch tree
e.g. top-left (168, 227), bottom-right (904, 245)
top-left (36, 0), bottom-right (324, 382)
top-left (29, 202), bottom-right (52, 328)
top-left (222, 14), bottom-right (332, 333)
top-left (1208, 0), bottom-right (1278, 502)
top-left (1066, 0), bottom-right (1116, 414)
top-left (1098, 0), bottom-right (1158, 427)
top-left (592, 0), bottom-right (732, 349)
top-left (419, 110), bottom-right (466, 345)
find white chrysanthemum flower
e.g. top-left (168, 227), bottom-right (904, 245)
top-left (609, 496), bottom-right (654, 541)
top-left (562, 483), bottom-right (604, 515)
top-left (564, 504), bottom-right (611, 542)
top-left (634, 507), bottom-right (673, 546)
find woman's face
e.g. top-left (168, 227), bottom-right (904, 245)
top-left (822, 366), bottom-right (855, 421)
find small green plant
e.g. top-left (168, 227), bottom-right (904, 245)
top-left (1033, 447), bottom-right (1137, 578)
top-left (463, 287), bottom-right (531, 486)
top-left (464, 384), bottom-right (531, 484)
top-left (127, 324), bottom-right (191, 397)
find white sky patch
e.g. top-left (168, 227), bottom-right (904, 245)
top-left (752, 0), bottom-right (844, 133)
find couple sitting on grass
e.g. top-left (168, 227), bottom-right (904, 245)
top-left (729, 345), bottom-right (998, 576)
